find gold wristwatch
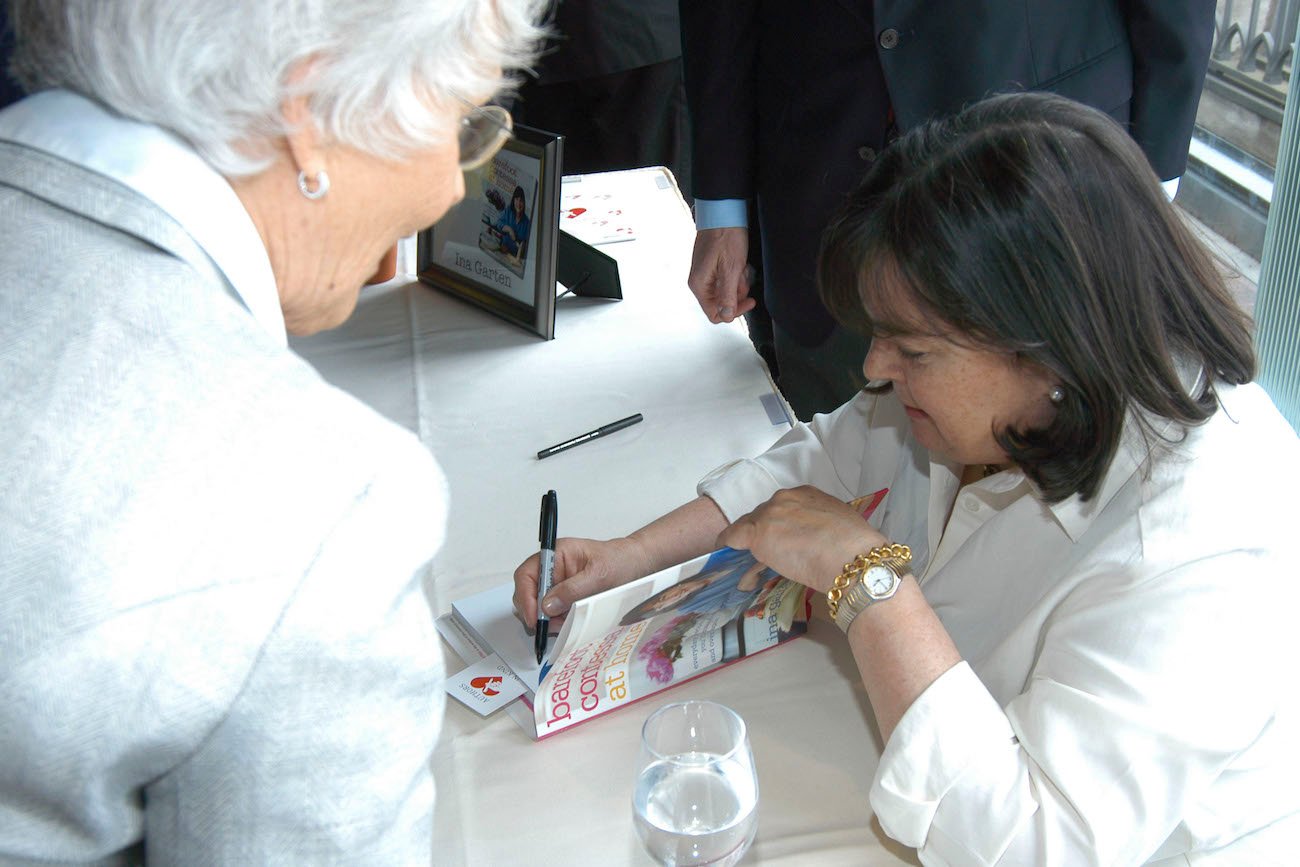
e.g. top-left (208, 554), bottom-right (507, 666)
top-left (826, 544), bottom-right (912, 633)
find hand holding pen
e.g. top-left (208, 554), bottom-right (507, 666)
top-left (535, 489), bottom-right (558, 664)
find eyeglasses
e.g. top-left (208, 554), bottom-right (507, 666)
top-left (457, 102), bottom-right (513, 171)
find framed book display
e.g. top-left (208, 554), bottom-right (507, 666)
top-left (417, 124), bottom-right (563, 339)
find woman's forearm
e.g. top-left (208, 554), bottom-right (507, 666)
top-left (846, 575), bottom-right (962, 741)
top-left (626, 495), bottom-right (730, 574)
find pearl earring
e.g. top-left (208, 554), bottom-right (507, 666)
top-left (297, 170), bottom-right (331, 200)
top-left (1049, 386), bottom-right (1065, 404)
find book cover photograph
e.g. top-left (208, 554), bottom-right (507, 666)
top-left (437, 547), bottom-right (813, 740)
top-left (430, 146), bottom-right (540, 304)
top-left (416, 124), bottom-right (561, 339)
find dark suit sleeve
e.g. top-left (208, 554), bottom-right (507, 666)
top-left (538, 0), bottom-right (682, 81)
top-left (679, 0), bottom-right (758, 200)
top-left (1120, 0), bottom-right (1217, 181)
top-left (1, 3), bottom-right (27, 110)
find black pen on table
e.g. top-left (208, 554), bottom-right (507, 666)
top-left (535, 489), bottom-right (558, 664)
top-left (536, 413), bottom-right (643, 460)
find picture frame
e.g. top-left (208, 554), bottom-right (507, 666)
top-left (417, 124), bottom-right (563, 339)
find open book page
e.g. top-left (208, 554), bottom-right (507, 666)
top-left (434, 610), bottom-right (539, 733)
top-left (445, 583), bottom-right (545, 696)
top-left (444, 557), bottom-right (695, 696)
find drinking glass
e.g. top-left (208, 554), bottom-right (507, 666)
top-left (632, 700), bottom-right (758, 866)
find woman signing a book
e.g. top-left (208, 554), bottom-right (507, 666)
top-left (514, 92), bottom-right (1300, 864)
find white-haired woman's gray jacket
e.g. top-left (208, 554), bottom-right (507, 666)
top-left (0, 91), bottom-right (446, 864)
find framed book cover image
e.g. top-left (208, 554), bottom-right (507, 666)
top-left (417, 124), bottom-right (563, 339)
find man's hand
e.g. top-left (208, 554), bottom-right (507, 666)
top-left (687, 227), bottom-right (754, 323)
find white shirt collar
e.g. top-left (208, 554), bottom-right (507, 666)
top-left (0, 90), bottom-right (286, 346)
top-left (917, 361), bottom-right (1207, 545)
top-left (1047, 361), bottom-right (1207, 542)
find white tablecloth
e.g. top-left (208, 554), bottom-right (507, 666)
top-left (292, 168), bottom-right (919, 866)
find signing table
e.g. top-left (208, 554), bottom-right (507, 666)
top-left (291, 169), bottom-right (919, 866)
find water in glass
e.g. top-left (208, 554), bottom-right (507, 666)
top-left (633, 752), bottom-right (757, 866)
top-left (632, 701), bottom-right (758, 866)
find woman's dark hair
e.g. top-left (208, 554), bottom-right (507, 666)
top-left (818, 92), bottom-right (1254, 503)
top-left (512, 185), bottom-right (526, 209)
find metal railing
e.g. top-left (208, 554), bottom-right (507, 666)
top-left (1180, 0), bottom-right (1295, 261)
top-left (1210, 0), bottom-right (1294, 122)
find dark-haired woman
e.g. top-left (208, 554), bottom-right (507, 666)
top-left (513, 92), bottom-right (1300, 862)
top-left (495, 183), bottom-right (531, 259)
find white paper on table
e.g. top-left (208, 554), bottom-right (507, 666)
top-left (445, 653), bottom-right (528, 715)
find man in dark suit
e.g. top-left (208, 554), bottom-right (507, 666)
top-left (682, 1), bottom-right (1217, 420)
top-left (512, 1), bottom-right (691, 198)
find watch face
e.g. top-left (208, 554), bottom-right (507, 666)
top-left (865, 565), bottom-right (897, 598)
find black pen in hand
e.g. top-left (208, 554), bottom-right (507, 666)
top-left (535, 489), bottom-right (558, 664)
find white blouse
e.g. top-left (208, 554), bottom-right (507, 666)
top-left (698, 382), bottom-right (1300, 865)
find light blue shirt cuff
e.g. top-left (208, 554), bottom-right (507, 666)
top-left (694, 198), bottom-right (749, 231)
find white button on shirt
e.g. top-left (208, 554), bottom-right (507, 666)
top-left (924, 471), bottom-right (1028, 584)
top-left (698, 383), bottom-right (1300, 864)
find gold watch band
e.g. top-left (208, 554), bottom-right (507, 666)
top-left (826, 543), bottom-right (912, 621)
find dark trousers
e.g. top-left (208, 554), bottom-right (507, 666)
top-left (512, 59), bottom-right (692, 200)
top-left (771, 321), bottom-right (870, 422)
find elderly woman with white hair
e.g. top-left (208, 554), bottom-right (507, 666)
top-left (0, 0), bottom-right (544, 862)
